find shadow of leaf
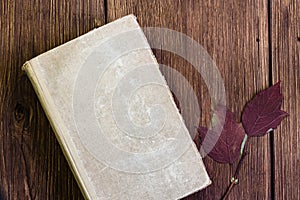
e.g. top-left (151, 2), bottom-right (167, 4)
top-left (0, 186), bottom-right (6, 200)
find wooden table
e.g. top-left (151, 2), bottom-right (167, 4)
top-left (0, 0), bottom-right (299, 199)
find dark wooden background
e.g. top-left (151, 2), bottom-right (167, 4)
top-left (0, 0), bottom-right (299, 199)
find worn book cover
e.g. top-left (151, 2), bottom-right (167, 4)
top-left (22, 15), bottom-right (211, 199)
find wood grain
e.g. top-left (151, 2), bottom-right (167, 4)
top-left (272, 0), bottom-right (300, 199)
top-left (0, 0), bottom-right (104, 199)
top-left (2, 0), bottom-right (298, 199)
top-left (108, 0), bottom-right (270, 199)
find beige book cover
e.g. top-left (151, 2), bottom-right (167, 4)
top-left (22, 15), bottom-right (211, 199)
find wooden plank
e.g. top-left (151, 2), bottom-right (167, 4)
top-left (272, 1), bottom-right (300, 199)
top-left (108, 0), bottom-right (270, 199)
top-left (0, 0), bottom-right (104, 199)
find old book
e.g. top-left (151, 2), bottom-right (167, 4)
top-left (22, 15), bottom-right (211, 199)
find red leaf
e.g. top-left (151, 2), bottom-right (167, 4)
top-left (198, 106), bottom-right (246, 164)
top-left (242, 81), bottom-right (288, 137)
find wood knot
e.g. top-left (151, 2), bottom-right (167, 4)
top-left (13, 101), bottom-right (32, 129)
top-left (15, 103), bottom-right (26, 122)
top-left (256, 38), bottom-right (260, 42)
top-left (297, 37), bottom-right (300, 42)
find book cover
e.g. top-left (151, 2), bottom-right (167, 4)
top-left (22, 15), bottom-right (211, 199)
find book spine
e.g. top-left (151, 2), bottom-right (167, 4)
top-left (22, 62), bottom-right (92, 200)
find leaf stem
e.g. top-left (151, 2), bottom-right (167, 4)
top-left (221, 150), bottom-right (249, 200)
top-left (240, 135), bottom-right (248, 155)
top-left (221, 178), bottom-right (238, 200)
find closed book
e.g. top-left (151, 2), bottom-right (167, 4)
top-left (22, 15), bottom-right (210, 199)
